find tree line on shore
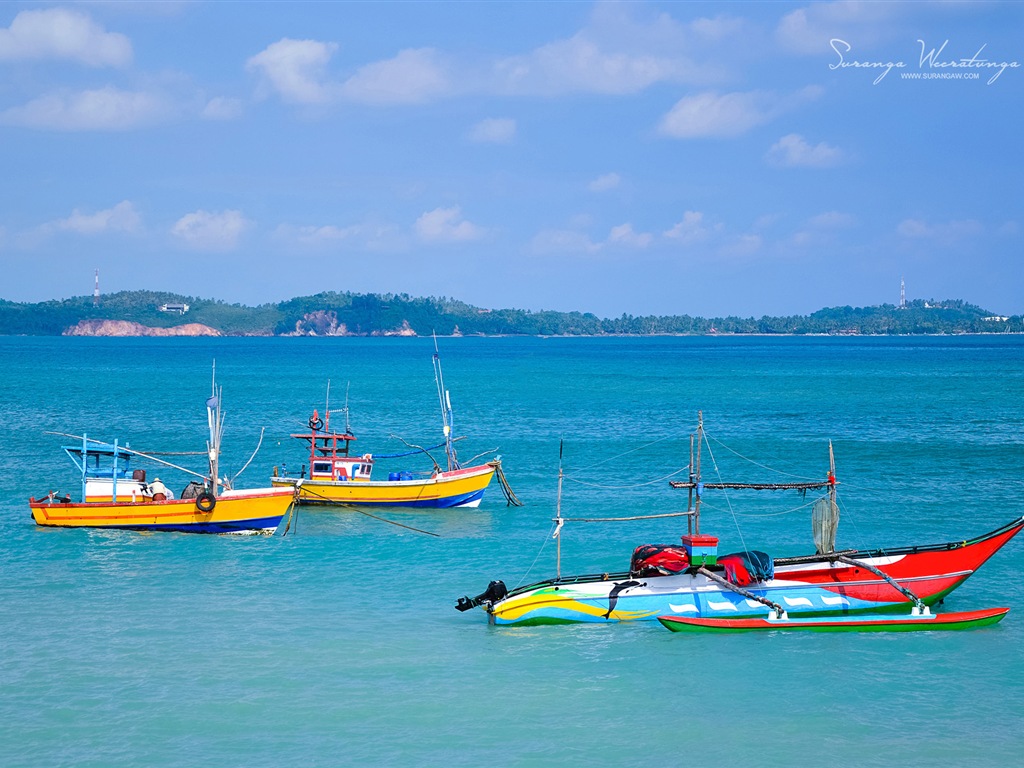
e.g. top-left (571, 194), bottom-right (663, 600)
top-left (1, 290), bottom-right (1020, 336)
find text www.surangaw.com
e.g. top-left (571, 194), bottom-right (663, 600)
top-left (901, 71), bottom-right (981, 81)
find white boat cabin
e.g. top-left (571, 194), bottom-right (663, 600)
top-left (310, 454), bottom-right (374, 483)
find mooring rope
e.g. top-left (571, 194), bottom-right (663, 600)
top-left (287, 483), bottom-right (441, 537)
top-left (489, 459), bottom-right (524, 506)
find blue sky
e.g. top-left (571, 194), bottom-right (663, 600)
top-left (1, 1), bottom-right (1021, 318)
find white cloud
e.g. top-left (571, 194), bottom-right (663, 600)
top-left (777, 3), bottom-right (904, 55)
top-left (0, 87), bottom-right (167, 131)
top-left (469, 117), bottom-right (516, 144)
top-left (721, 233), bottom-right (762, 258)
top-left (339, 48), bottom-right (450, 105)
top-left (807, 211), bottom-right (854, 229)
top-left (496, 34), bottom-right (695, 96)
top-left (292, 224), bottom-right (361, 245)
top-left (0, 8), bottom-right (132, 67)
top-left (664, 211), bottom-right (714, 243)
top-left (415, 206), bottom-right (483, 242)
top-left (246, 38), bottom-right (338, 104)
top-left (659, 88), bottom-right (821, 139)
top-left (530, 229), bottom-right (601, 255)
top-left (897, 218), bottom-right (983, 241)
top-left (589, 173), bottom-right (621, 192)
top-left (172, 210), bottom-right (250, 251)
top-left (658, 90), bottom-right (773, 139)
top-left (57, 201), bottom-right (141, 234)
top-left (494, 4), bottom-right (711, 96)
top-left (766, 134), bottom-right (844, 168)
top-left (201, 97), bottom-right (243, 121)
top-left (608, 223), bottom-right (653, 248)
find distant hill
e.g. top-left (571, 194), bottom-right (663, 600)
top-left (0, 290), bottom-right (1020, 336)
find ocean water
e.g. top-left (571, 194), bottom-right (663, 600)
top-left (2, 335), bottom-right (1023, 767)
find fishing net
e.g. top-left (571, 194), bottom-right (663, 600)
top-left (812, 496), bottom-right (840, 554)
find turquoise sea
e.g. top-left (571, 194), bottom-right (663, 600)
top-left (2, 335), bottom-right (1024, 767)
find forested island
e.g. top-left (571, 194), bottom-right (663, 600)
top-left (0, 290), bottom-right (1020, 337)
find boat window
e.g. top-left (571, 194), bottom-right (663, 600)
top-left (313, 461), bottom-right (332, 474)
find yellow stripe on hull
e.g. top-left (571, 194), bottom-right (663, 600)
top-left (30, 488), bottom-right (294, 533)
top-left (272, 465), bottom-right (494, 507)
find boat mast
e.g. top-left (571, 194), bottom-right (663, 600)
top-left (554, 439), bottom-right (564, 581)
top-left (206, 362), bottom-right (223, 496)
top-left (432, 334), bottom-right (458, 471)
top-left (81, 433), bottom-right (89, 501)
top-left (687, 432), bottom-right (694, 536)
top-left (694, 411), bottom-right (703, 535)
top-left (828, 440), bottom-right (837, 509)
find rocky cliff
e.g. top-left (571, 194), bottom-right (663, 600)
top-left (64, 320), bottom-right (222, 337)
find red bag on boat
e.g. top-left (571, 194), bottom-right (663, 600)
top-left (630, 544), bottom-right (690, 576)
top-left (719, 554), bottom-right (753, 587)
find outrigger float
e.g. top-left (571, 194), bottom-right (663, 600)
top-left (30, 367), bottom-right (296, 535)
top-left (657, 607), bottom-right (1010, 633)
top-left (456, 413), bottom-right (1021, 630)
top-left (272, 346), bottom-right (519, 509)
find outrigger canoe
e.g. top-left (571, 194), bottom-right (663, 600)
top-left (658, 606), bottom-right (1010, 633)
top-left (457, 413), bottom-right (1023, 626)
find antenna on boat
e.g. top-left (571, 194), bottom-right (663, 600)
top-left (554, 438), bottom-right (564, 582)
top-left (344, 382), bottom-right (352, 435)
top-left (325, 379), bottom-right (331, 432)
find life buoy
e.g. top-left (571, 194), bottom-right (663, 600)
top-left (309, 413), bottom-right (324, 431)
top-left (196, 491), bottom-right (216, 512)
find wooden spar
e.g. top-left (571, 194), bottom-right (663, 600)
top-left (832, 553), bottom-right (926, 611)
top-left (670, 480), bottom-right (832, 491)
top-left (696, 566), bottom-right (787, 618)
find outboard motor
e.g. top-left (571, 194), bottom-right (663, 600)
top-left (455, 580), bottom-right (508, 612)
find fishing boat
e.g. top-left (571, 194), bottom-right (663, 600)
top-left (29, 369), bottom-right (296, 535)
top-left (271, 346), bottom-right (519, 509)
top-left (456, 413), bottom-right (1023, 626)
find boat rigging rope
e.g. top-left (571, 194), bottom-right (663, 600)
top-left (699, 496), bottom-right (821, 518)
top-left (387, 434), bottom-right (442, 472)
top-left (230, 427), bottom-right (265, 485)
top-left (705, 432), bottom-right (827, 484)
top-left (566, 465), bottom-right (689, 490)
top-left (563, 434), bottom-right (675, 477)
top-left (559, 510), bottom-right (695, 523)
top-left (700, 431), bottom-right (751, 556)
top-left (511, 520), bottom-right (558, 589)
top-left (377, 436), bottom-right (466, 460)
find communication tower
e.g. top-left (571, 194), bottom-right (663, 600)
top-left (900, 277), bottom-right (906, 309)
top-left (93, 269), bottom-right (100, 307)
